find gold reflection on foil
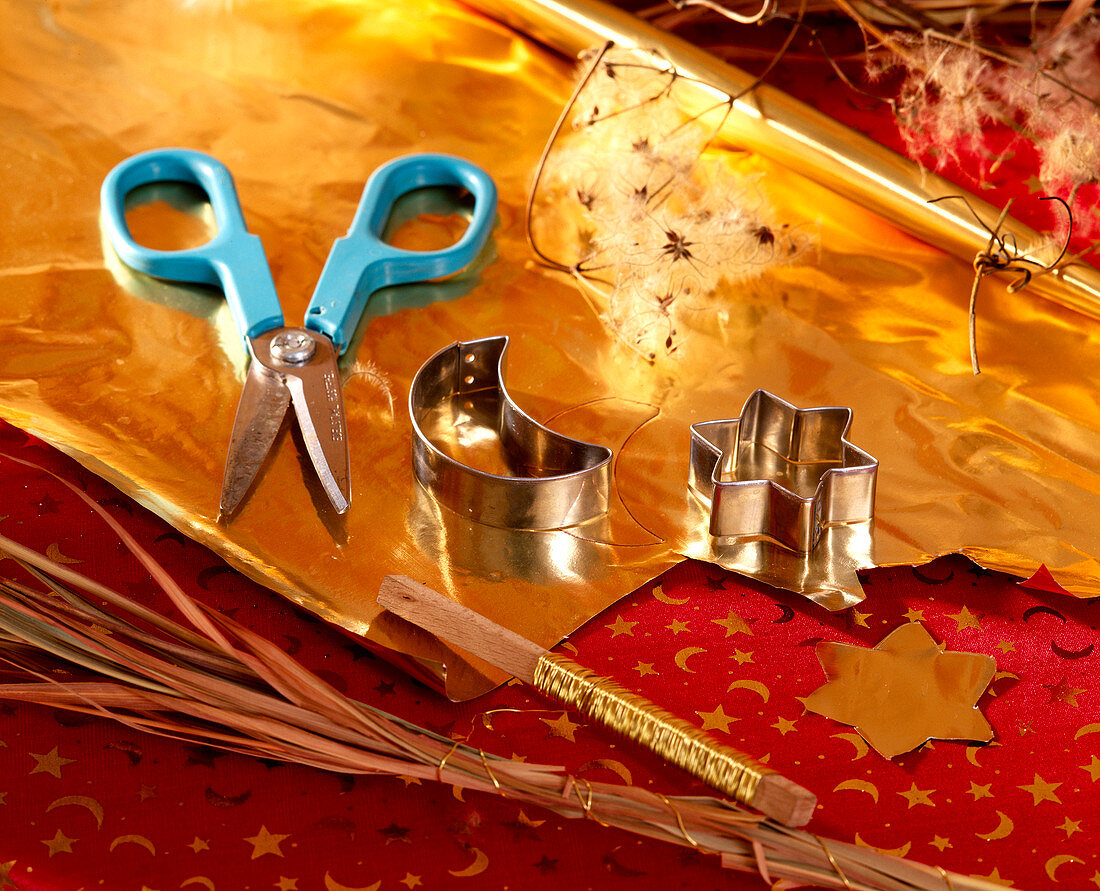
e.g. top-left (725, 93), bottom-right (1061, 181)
top-left (3, 0), bottom-right (1100, 701)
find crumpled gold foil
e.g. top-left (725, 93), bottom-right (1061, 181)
top-left (3, 0), bottom-right (1100, 700)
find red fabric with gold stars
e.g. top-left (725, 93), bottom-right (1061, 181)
top-left (1, 418), bottom-right (1099, 891)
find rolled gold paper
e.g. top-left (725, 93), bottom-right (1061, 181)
top-left (466, 0), bottom-right (1100, 318)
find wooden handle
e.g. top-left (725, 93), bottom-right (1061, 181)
top-left (378, 575), bottom-right (545, 681)
top-left (378, 575), bottom-right (816, 827)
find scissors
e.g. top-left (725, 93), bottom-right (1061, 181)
top-left (101, 147), bottom-right (497, 518)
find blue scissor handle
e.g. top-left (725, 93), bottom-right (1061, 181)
top-left (101, 148), bottom-right (284, 344)
top-left (306, 153), bottom-right (497, 354)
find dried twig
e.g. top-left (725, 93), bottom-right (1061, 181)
top-left (528, 42), bottom-right (810, 361)
top-left (928, 194), bottom-right (1084, 373)
top-left (625, 0), bottom-right (1100, 204)
top-left (671, 0), bottom-right (775, 23)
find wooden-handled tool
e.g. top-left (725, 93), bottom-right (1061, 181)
top-left (378, 575), bottom-right (817, 827)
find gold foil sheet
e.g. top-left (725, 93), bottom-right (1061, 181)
top-left (3, 0), bottom-right (1099, 701)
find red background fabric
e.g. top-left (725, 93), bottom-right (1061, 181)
top-left (3, 43), bottom-right (1100, 891)
top-left (3, 423), bottom-right (1099, 890)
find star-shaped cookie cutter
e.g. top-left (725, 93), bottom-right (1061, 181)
top-left (689, 390), bottom-right (878, 552)
top-left (409, 335), bottom-right (612, 530)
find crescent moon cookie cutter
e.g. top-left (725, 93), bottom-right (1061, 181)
top-left (689, 389), bottom-right (878, 553)
top-left (409, 335), bottom-right (612, 530)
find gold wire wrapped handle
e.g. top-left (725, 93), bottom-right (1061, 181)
top-left (378, 575), bottom-right (815, 826)
top-left (534, 652), bottom-right (769, 805)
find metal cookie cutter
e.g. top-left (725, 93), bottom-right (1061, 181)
top-left (689, 390), bottom-right (877, 552)
top-left (409, 335), bottom-right (612, 530)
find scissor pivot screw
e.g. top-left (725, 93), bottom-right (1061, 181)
top-left (269, 331), bottom-right (317, 365)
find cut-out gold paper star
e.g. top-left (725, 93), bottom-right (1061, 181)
top-left (804, 622), bottom-right (996, 758)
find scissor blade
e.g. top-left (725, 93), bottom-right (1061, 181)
top-left (220, 360), bottom-right (291, 518)
top-left (281, 338), bottom-right (350, 515)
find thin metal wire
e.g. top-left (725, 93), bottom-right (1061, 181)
top-left (436, 739), bottom-right (461, 783)
top-left (657, 793), bottom-right (699, 847)
top-left (815, 836), bottom-right (854, 891)
top-left (568, 775), bottom-right (612, 827)
top-left (478, 748), bottom-right (503, 792)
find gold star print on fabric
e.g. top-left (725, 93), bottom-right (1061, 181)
top-left (275, 878), bottom-right (298, 890)
top-left (1018, 773), bottom-right (1062, 805)
top-left (973, 867), bottom-right (1013, 886)
top-left (771, 716), bottom-right (798, 735)
top-left (711, 609), bottom-right (752, 637)
top-left (633, 662), bottom-right (657, 677)
top-left (1043, 677), bottom-right (1086, 707)
top-left (1059, 817), bottom-right (1082, 837)
top-left (696, 704), bottom-right (737, 733)
top-left (804, 622), bottom-right (996, 758)
top-left (898, 783), bottom-right (935, 808)
top-left (851, 610), bottom-right (871, 628)
top-left (666, 619), bottom-right (690, 634)
top-left (41, 829), bottom-right (76, 857)
top-left (903, 608), bottom-right (924, 622)
top-left (930, 836), bottom-right (951, 851)
top-left (243, 826), bottom-right (289, 859)
top-left (997, 640), bottom-right (1016, 654)
top-left (516, 811), bottom-right (545, 831)
top-left (29, 746), bottom-right (75, 778)
top-left (400, 875), bottom-right (423, 889)
top-left (1024, 174), bottom-right (1045, 194)
top-left (541, 712), bottom-right (581, 742)
top-left (187, 838), bottom-right (209, 853)
top-left (605, 615), bottom-right (637, 638)
top-left (1082, 755), bottom-right (1100, 782)
top-left (967, 781), bottom-right (993, 800)
top-left (733, 650), bottom-right (753, 665)
top-left (948, 605), bottom-right (981, 631)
